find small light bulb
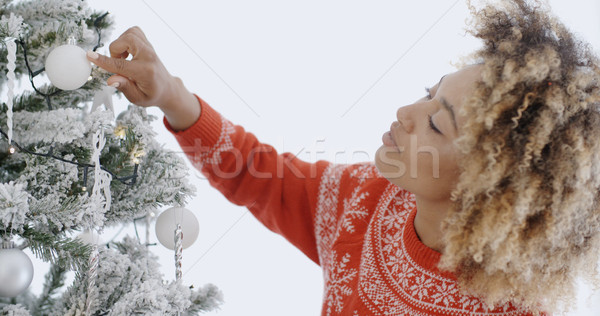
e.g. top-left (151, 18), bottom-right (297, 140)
top-left (82, 186), bottom-right (87, 192)
top-left (150, 212), bottom-right (156, 218)
top-left (114, 126), bottom-right (126, 139)
top-left (87, 76), bottom-right (93, 82)
top-left (8, 146), bottom-right (15, 154)
top-left (132, 157), bottom-right (140, 164)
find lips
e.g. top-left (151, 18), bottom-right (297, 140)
top-left (382, 131), bottom-right (396, 147)
top-left (382, 122), bottom-right (401, 147)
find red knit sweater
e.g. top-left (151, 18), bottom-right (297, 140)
top-left (164, 96), bottom-right (537, 316)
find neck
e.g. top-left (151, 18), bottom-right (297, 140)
top-left (413, 196), bottom-right (453, 253)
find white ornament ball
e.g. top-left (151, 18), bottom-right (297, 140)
top-left (0, 248), bottom-right (34, 297)
top-left (45, 44), bottom-right (92, 90)
top-left (76, 230), bottom-right (103, 245)
top-left (155, 207), bottom-right (199, 250)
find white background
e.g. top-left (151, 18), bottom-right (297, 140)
top-left (29, 0), bottom-right (600, 315)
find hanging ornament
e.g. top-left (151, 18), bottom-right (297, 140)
top-left (1, 11), bottom-right (23, 154)
top-left (76, 229), bottom-right (103, 246)
top-left (45, 37), bottom-right (92, 90)
top-left (155, 207), bottom-right (199, 250)
top-left (145, 211), bottom-right (154, 247)
top-left (175, 224), bottom-right (183, 282)
top-left (91, 85), bottom-right (116, 115)
top-left (85, 243), bottom-right (99, 315)
top-left (0, 240), bottom-right (34, 297)
top-left (83, 129), bottom-right (109, 316)
top-left (5, 37), bottom-right (16, 151)
top-left (89, 128), bottom-right (112, 215)
top-left (174, 224), bottom-right (184, 316)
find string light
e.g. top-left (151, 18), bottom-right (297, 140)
top-left (0, 12), bottom-right (139, 186)
top-left (114, 125), bottom-right (126, 139)
top-left (0, 128), bottom-right (138, 185)
top-left (130, 146), bottom-right (146, 165)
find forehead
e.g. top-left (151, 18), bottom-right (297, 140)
top-left (437, 65), bottom-right (482, 126)
top-left (439, 65), bottom-right (482, 93)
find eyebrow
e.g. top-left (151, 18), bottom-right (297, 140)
top-left (434, 74), bottom-right (458, 132)
top-left (440, 97), bottom-right (458, 132)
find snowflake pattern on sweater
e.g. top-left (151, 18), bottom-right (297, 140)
top-left (166, 96), bottom-right (538, 316)
top-left (315, 165), bottom-right (529, 315)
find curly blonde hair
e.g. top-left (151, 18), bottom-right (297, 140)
top-left (439, 0), bottom-right (600, 313)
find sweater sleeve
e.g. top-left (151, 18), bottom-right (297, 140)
top-left (164, 96), bottom-right (330, 264)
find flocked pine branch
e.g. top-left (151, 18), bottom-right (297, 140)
top-left (31, 262), bottom-right (66, 316)
top-left (0, 0), bottom-right (218, 314)
top-left (52, 237), bottom-right (222, 316)
top-left (21, 226), bottom-right (91, 271)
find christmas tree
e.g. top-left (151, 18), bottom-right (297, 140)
top-left (0, 0), bottom-right (222, 314)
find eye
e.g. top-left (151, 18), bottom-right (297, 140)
top-left (425, 87), bottom-right (432, 100)
top-left (428, 114), bottom-right (442, 134)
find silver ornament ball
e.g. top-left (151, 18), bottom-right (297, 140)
top-left (76, 230), bottom-right (104, 246)
top-left (155, 207), bottom-right (199, 250)
top-left (45, 44), bottom-right (92, 90)
top-left (0, 248), bottom-right (34, 297)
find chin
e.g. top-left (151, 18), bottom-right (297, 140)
top-left (374, 145), bottom-right (406, 184)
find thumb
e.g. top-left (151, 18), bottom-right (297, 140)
top-left (107, 75), bottom-right (148, 106)
top-left (87, 50), bottom-right (135, 79)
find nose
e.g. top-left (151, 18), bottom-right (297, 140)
top-left (396, 106), bottom-right (415, 133)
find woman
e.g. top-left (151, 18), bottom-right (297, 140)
top-left (87, 0), bottom-right (600, 314)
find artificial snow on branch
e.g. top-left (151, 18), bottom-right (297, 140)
top-left (0, 181), bottom-right (29, 234)
top-left (0, 0), bottom-right (217, 314)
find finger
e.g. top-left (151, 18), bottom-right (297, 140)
top-left (106, 74), bottom-right (128, 88)
top-left (108, 32), bottom-right (142, 59)
top-left (127, 26), bottom-right (149, 41)
top-left (127, 27), bottom-right (156, 51)
top-left (107, 74), bottom-right (148, 106)
top-left (109, 50), bottom-right (129, 60)
top-left (87, 51), bottom-right (139, 79)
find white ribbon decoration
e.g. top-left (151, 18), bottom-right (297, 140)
top-left (85, 129), bottom-right (112, 315)
top-left (2, 13), bottom-right (24, 149)
top-left (5, 37), bottom-right (16, 147)
top-left (90, 129), bottom-right (112, 214)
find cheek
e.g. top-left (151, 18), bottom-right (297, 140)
top-left (411, 139), bottom-right (459, 179)
top-left (431, 148), bottom-right (460, 181)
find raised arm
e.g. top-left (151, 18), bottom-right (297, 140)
top-left (86, 26), bottom-right (343, 263)
top-left (86, 26), bottom-right (199, 131)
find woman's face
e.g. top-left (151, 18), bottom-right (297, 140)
top-left (375, 65), bottom-right (481, 202)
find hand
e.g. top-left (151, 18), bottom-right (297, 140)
top-left (87, 26), bottom-right (200, 130)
